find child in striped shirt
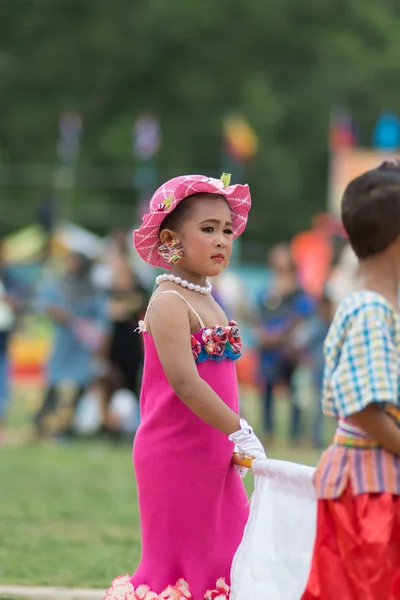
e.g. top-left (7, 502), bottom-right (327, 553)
top-left (302, 160), bottom-right (400, 600)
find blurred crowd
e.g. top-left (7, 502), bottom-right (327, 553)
top-left (0, 230), bottom-right (149, 444)
top-left (255, 242), bottom-right (349, 449)
top-left (0, 230), bottom-right (357, 448)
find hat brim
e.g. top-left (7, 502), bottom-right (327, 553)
top-left (133, 182), bottom-right (251, 269)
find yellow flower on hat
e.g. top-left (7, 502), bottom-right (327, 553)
top-left (163, 195), bottom-right (173, 209)
top-left (220, 173), bottom-right (231, 188)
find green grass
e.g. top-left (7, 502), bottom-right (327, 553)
top-left (0, 385), bottom-right (325, 589)
top-left (1, 441), bottom-right (139, 588)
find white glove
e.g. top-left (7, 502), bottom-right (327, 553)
top-left (229, 419), bottom-right (267, 460)
top-left (234, 444), bottom-right (248, 479)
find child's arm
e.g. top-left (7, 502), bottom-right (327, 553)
top-left (350, 404), bottom-right (400, 456)
top-left (330, 302), bottom-right (399, 454)
top-left (148, 293), bottom-right (250, 438)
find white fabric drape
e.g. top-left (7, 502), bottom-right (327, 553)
top-left (231, 459), bottom-right (317, 600)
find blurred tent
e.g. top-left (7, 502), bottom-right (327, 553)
top-left (3, 221), bottom-right (105, 263)
top-left (2, 224), bottom-right (45, 264)
top-left (51, 221), bottom-right (105, 259)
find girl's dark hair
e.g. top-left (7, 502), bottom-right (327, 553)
top-left (159, 193), bottom-right (228, 235)
top-left (341, 161), bottom-right (400, 259)
top-left (159, 197), bottom-right (194, 234)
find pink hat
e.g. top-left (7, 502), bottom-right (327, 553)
top-left (133, 173), bottom-right (251, 269)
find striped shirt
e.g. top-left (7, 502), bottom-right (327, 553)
top-left (314, 291), bottom-right (400, 498)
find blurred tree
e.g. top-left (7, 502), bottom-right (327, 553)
top-left (1, 0), bottom-right (400, 259)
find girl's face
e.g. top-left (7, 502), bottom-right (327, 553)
top-left (170, 196), bottom-right (233, 279)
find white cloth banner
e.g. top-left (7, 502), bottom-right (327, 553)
top-left (231, 459), bottom-right (317, 600)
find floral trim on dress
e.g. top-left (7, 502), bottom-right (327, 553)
top-left (191, 321), bottom-right (242, 363)
top-left (103, 574), bottom-right (230, 600)
top-left (191, 336), bottom-right (202, 361)
top-left (204, 578), bottom-right (230, 600)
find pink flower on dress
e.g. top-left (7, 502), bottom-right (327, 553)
top-left (204, 578), bottom-right (230, 600)
top-left (227, 321), bottom-right (241, 355)
top-left (103, 575), bottom-right (158, 600)
top-left (202, 326), bottom-right (229, 357)
top-left (191, 336), bottom-right (201, 360)
top-left (159, 579), bottom-right (192, 599)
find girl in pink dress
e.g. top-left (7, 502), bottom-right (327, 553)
top-left (103, 174), bottom-right (266, 600)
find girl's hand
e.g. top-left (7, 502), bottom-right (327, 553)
top-left (233, 446), bottom-right (249, 478)
top-left (229, 419), bottom-right (267, 460)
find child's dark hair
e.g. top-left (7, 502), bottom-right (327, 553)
top-left (341, 160), bottom-right (400, 259)
top-left (159, 193), bottom-right (228, 235)
top-left (159, 197), bottom-right (194, 235)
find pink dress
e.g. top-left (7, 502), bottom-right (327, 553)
top-left (104, 291), bottom-right (249, 600)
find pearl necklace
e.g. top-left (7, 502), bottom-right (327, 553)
top-left (155, 273), bottom-right (212, 295)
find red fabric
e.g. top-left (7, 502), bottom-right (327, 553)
top-left (302, 484), bottom-right (400, 600)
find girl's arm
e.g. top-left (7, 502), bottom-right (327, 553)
top-left (350, 403), bottom-right (400, 456)
top-left (148, 293), bottom-right (241, 436)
